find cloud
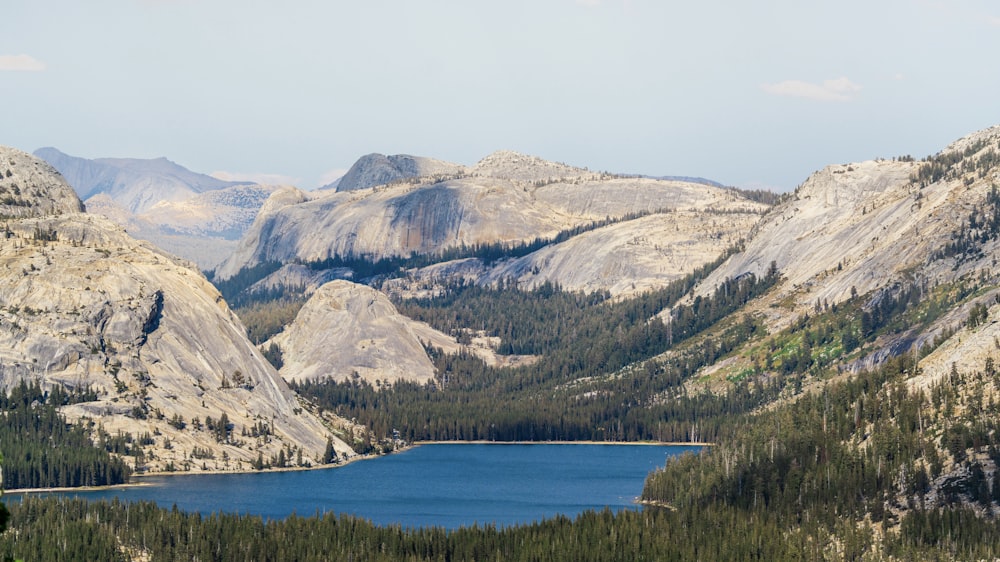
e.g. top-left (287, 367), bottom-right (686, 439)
top-left (988, 15), bottom-right (1000, 27)
top-left (0, 54), bottom-right (46, 72)
top-left (210, 171), bottom-right (300, 186)
top-left (760, 77), bottom-right (862, 102)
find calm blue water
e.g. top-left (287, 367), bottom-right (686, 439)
top-left (8, 443), bottom-right (700, 529)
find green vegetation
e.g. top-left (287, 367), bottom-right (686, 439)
top-left (294, 261), bottom-right (780, 442)
top-left (212, 209), bottom-right (740, 309)
top-left (931, 184), bottom-right (1000, 263)
top-left (643, 347), bottom-right (1000, 560)
top-left (0, 381), bottom-right (132, 490)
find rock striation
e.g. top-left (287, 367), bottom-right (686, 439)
top-left (0, 146), bottom-right (353, 472)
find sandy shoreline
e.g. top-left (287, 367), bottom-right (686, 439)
top-left (4, 440), bottom-right (709, 494)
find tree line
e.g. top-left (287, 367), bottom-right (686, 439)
top-left (0, 381), bottom-right (132, 490)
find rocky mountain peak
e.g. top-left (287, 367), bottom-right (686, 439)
top-left (0, 147), bottom-right (84, 219)
top-left (471, 150), bottom-right (589, 181)
top-left (332, 153), bottom-right (465, 192)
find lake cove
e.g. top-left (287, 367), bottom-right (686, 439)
top-left (10, 443), bottom-right (701, 529)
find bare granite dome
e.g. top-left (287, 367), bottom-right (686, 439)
top-left (270, 280), bottom-right (494, 386)
top-left (0, 147), bottom-right (84, 218)
top-left (332, 153), bottom-right (465, 192)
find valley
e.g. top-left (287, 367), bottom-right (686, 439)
top-left (5, 125), bottom-right (1000, 558)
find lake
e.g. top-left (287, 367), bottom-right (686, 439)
top-left (8, 443), bottom-right (700, 529)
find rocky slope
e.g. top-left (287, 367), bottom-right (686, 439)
top-left (386, 209), bottom-right (759, 298)
top-left (216, 150), bottom-right (767, 281)
top-left (692, 127), bottom-right (1000, 324)
top-left (268, 280), bottom-right (505, 386)
top-left (1, 149), bottom-right (84, 218)
top-left (329, 153), bottom-right (465, 192)
top-left (0, 147), bottom-right (353, 472)
top-left (679, 125), bottom-right (1000, 391)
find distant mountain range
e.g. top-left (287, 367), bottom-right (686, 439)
top-left (34, 148), bottom-right (278, 269)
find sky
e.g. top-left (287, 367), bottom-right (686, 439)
top-left (2, 1), bottom-right (999, 191)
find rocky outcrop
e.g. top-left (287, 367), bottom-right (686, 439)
top-left (215, 152), bottom-right (767, 281)
top-left (269, 280), bottom-right (502, 385)
top-left (331, 153), bottom-right (464, 192)
top-left (385, 210), bottom-right (761, 298)
top-left (0, 147), bottom-right (353, 471)
top-left (0, 148), bottom-right (83, 218)
top-left (689, 125), bottom-right (1000, 352)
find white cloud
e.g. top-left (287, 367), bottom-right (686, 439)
top-left (760, 77), bottom-right (862, 102)
top-left (0, 54), bottom-right (46, 72)
top-left (988, 15), bottom-right (1000, 27)
top-left (210, 171), bottom-right (300, 186)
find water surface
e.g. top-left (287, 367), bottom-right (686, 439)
top-left (10, 443), bottom-right (700, 529)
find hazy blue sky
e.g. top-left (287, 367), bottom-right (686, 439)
top-left (3, 1), bottom-right (999, 190)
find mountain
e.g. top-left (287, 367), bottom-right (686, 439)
top-left (215, 150), bottom-right (766, 281)
top-left (34, 147), bottom-right (279, 269)
top-left (692, 126), bottom-right (1000, 340)
top-left (268, 280), bottom-right (508, 386)
top-left (0, 149), bottom-right (84, 217)
top-left (383, 209), bottom-right (758, 298)
top-left (34, 147), bottom-right (241, 214)
top-left (328, 152), bottom-right (465, 192)
top-left (0, 146), bottom-right (353, 472)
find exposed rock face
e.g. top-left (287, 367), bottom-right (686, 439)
top-left (216, 151), bottom-right (767, 281)
top-left (0, 147), bottom-right (352, 471)
top-left (386, 210), bottom-right (760, 298)
top-left (690, 125), bottom-right (1000, 359)
top-left (693, 160), bottom-right (938, 321)
top-left (269, 280), bottom-right (476, 385)
top-left (0, 148), bottom-right (84, 218)
top-left (331, 153), bottom-right (464, 192)
top-left (249, 263), bottom-right (354, 297)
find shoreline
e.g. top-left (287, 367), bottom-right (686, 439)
top-left (5, 449), bottom-right (389, 495)
top-left (412, 440), bottom-right (713, 446)
top-left (4, 440), bottom-right (709, 495)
